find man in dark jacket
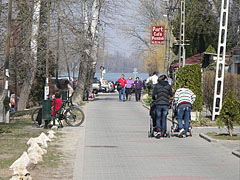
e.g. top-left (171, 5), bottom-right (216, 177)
top-left (152, 75), bottom-right (173, 138)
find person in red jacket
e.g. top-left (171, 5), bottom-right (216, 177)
top-left (52, 91), bottom-right (62, 116)
top-left (117, 74), bottom-right (127, 101)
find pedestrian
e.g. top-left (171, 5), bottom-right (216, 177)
top-left (117, 74), bottom-right (127, 101)
top-left (126, 76), bottom-right (134, 101)
top-left (152, 75), bottom-right (173, 138)
top-left (174, 86), bottom-right (196, 138)
top-left (64, 80), bottom-right (74, 98)
top-left (146, 71), bottom-right (158, 86)
top-left (134, 77), bottom-right (143, 102)
top-left (10, 94), bottom-right (15, 112)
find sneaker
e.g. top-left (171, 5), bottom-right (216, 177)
top-left (178, 129), bottom-right (185, 137)
top-left (182, 134), bottom-right (186, 138)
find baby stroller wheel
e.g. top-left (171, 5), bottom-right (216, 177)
top-left (148, 131), bottom-right (151, 138)
top-left (189, 128), bottom-right (193, 137)
top-left (166, 132), bottom-right (170, 138)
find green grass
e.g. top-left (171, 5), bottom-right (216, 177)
top-left (206, 132), bottom-right (240, 140)
top-left (191, 117), bottom-right (217, 127)
top-left (38, 143), bottom-right (63, 168)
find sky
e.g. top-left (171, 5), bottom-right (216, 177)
top-left (104, 0), bottom-right (139, 57)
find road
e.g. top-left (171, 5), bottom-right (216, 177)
top-left (73, 93), bottom-right (239, 180)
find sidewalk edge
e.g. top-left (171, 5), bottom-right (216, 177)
top-left (199, 133), bottom-right (217, 143)
top-left (232, 151), bottom-right (240, 158)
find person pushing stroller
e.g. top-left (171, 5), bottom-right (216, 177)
top-left (174, 86), bottom-right (196, 138)
top-left (152, 75), bottom-right (173, 138)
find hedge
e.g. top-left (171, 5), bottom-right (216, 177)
top-left (176, 64), bottom-right (203, 111)
top-left (203, 71), bottom-right (240, 114)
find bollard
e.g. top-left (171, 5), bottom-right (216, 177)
top-left (61, 90), bottom-right (68, 101)
top-left (42, 99), bottom-right (52, 128)
top-left (53, 98), bottom-right (56, 126)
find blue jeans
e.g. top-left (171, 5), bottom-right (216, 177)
top-left (177, 106), bottom-right (191, 135)
top-left (155, 105), bottom-right (169, 133)
top-left (119, 87), bottom-right (126, 101)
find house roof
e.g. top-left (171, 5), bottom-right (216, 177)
top-left (171, 53), bottom-right (202, 68)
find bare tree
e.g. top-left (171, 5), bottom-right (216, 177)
top-left (72, 0), bottom-right (103, 103)
top-left (18, 0), bottom-right (41, 110)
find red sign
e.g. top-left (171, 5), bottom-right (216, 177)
top-left (151, 26), bottom-right (165, 44)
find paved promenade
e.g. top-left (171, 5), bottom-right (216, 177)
top-left (73, 93), bottom-right (239, 180)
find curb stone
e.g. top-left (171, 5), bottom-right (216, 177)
top-left (232, 151), bottom-right (240, 158)
top-left (199, 133), bottom-right (218, 143)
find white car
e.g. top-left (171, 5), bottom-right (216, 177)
top-left (92, 78), bottom-right (101, 94)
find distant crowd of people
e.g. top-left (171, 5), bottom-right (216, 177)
top-left (116, 74), bottom-right (143, 102)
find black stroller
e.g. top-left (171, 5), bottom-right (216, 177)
top-left (148, 101), bottom-right (170, 138)
top-left (170, 100), bottom-right (193, 137)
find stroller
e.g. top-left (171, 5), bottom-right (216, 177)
top-left (148, 101), bottom-right (170, 138)
top-left (170, 100), bottom-right (193, 137)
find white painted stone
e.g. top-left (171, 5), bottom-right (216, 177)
top-left (10, 174), bottom-right (33, 180)
top-left (39, 132), bottom-right (51, 142)
top-left (10, 152), bottom-right (31, 176)
top-left (27, 136), bottom-right (48, 149)
top-left (51, 125), bottom-right (58, 131)
top-left (28, 150), bottom-right (43, 164)
top-left (48, 130), bottom-right (56, 134)
top-left (48, 133), bottom-right (56, 139)
top-left (27, 142), bottom-right (46, 155)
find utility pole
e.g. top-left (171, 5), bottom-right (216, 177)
top-left (178, 0), bottom-right (185, 67)
top-left (164, 0), bottom-right (174, 75)
top-left (45, 0), bottom-right (51, 100)
top-left (0, 0), bottom-right (12, 123)
top-left (212, 0), bottom-right (230, 120)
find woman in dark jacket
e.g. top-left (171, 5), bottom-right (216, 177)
top-left (134, 77), bottom-right (143, 102)
top-left (152, 75), bottom-right (173, 138)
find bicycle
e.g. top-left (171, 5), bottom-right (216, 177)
top-left (32, 96), bottom-right (85, 128)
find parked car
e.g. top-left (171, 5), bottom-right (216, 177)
top-left (92, 78), bottom-right (101, 94)
top-left (101, 80), bottom-right (110, 93)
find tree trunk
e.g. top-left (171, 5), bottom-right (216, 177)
top-left (72, 0), bottom-right (102, 103)
top-left (0, 0), bottom-right (12, 123)
top-left (18, 0), bottom-right (41, 110)
top-left (227, 119), bottom-right (233, 136)
top-left (232, 0), bottom-right (240, 48)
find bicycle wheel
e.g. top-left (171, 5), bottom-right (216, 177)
top-left (31, 108), bottom-right (41, 127)
top-left (64, 106), bottom-right (85, 126)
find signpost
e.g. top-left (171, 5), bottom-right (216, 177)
top-left (151, 26), bottom-right (165, 44)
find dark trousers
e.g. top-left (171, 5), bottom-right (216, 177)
top-left (126, 88), bottom-right (132, 100)
top-left (135, 89), bottom-right (141, 101)
top-left (156, 105), bottom-right (169, 133)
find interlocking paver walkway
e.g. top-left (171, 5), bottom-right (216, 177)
top-left (73, 93), bottom-right (239, 180)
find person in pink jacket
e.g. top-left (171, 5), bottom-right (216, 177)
top-left (126, 76), bottom-right (134, 101)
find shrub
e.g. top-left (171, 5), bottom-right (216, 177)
top-left (203, 71), bottom-right (240, 114)
top-left (205, 45), bottom-right (216, 54)
top-left (176, 64), bottom-right (203, 111)
top-left (216, 91), bottom-right (240, 136)
top-left (143, 95), bottom-right (152, 106)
